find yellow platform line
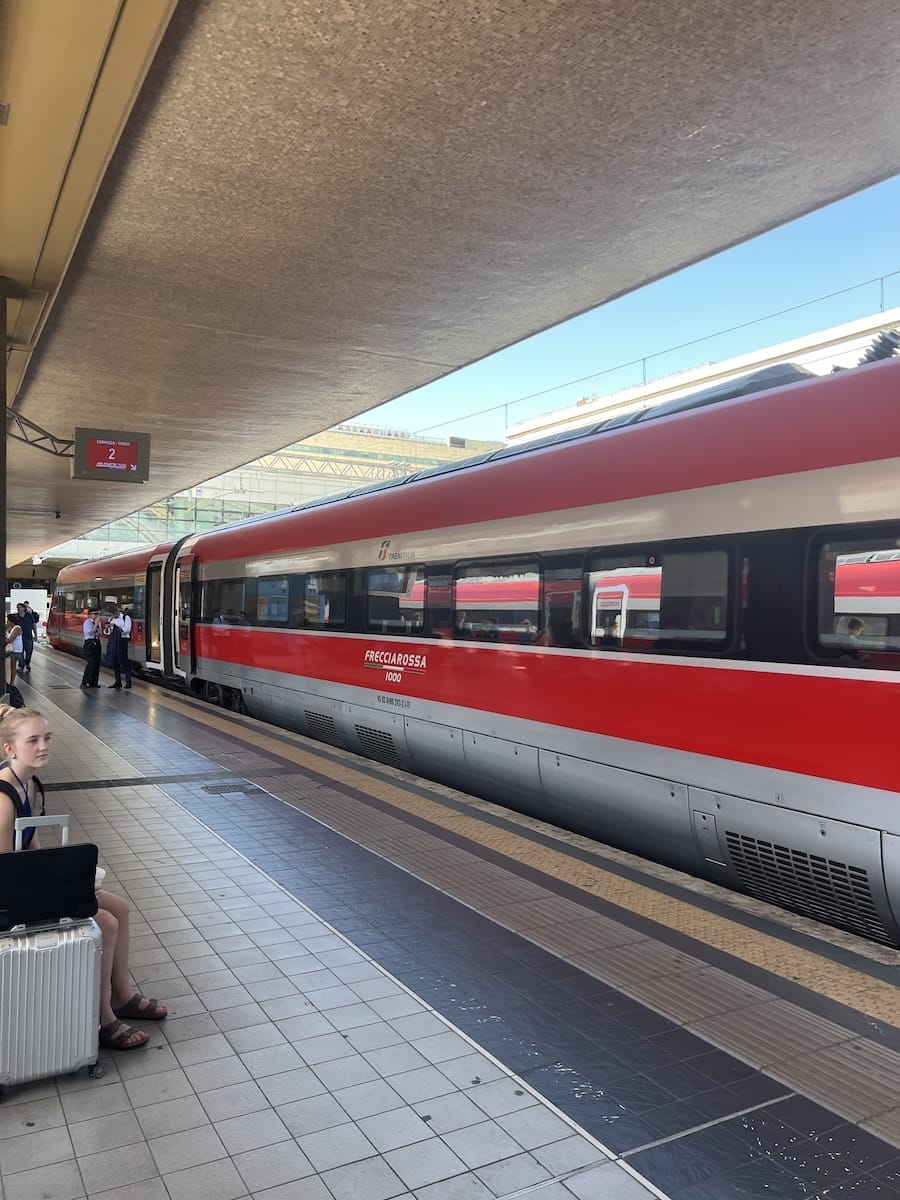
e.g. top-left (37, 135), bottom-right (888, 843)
top-left (152, 692), bottom-right (900, 1026)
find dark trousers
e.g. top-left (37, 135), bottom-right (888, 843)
top-left (81, 640), bottom-right (101, 687)
top-left (22, 636), bottom-right (33, 669)
top-left (114, 640), bottom-right (132, 687)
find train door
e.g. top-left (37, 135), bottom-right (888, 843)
top-left (144, 558), bottom-right (165, 669)
top-left (172, 550), bottom-right (197, 681)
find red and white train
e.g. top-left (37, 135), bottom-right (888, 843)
top-left (49, 357), bottom-right (900, 943)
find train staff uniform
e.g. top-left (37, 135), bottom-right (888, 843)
top-left (80, 611), bottom-right (102, 689)
top-left (107, 608), bottom-right (133, 689)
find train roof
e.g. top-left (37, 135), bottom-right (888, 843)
top-left (57, 349), bottom-right (900, 580)
top-left (292, 363), bottom-right (815, 510)
top-left (56, 541), bottom-right (176, 581)
top-left (164, 352), bottom-right (900, 555)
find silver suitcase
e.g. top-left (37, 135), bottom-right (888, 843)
top-left (0, 816), bottom-right (103, 1093)
top-left (0, 918), bottom-right (103, 1091)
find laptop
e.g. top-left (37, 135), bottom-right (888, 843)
top-left (0, 844), bottom-right (99, 931)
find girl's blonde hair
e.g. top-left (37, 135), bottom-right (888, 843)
top-left (0, 706), bottom-right (47, 749)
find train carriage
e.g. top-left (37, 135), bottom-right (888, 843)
top-left (48, 543), bottom-right (173, 675)
top-left (49, 356), bottom-right (900, 943)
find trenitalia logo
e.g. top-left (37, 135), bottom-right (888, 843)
top-left (375, 539), bottom-right (417, 562)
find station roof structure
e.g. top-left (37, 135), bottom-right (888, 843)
top-left (4, 0), bottom-right (900, 571)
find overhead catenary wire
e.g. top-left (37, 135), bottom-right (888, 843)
top-left (413, 269), bottom-right (900, 436)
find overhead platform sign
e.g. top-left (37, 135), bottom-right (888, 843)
top-left (72, 427), bottom-right (150, 483)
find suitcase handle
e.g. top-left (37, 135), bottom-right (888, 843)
top-left (14, 814), bottom-right (69, 852)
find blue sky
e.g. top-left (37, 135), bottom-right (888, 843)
top-left (364, 176), bottom-right (900, 443)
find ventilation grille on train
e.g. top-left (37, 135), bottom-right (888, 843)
top-left (354, 725), bottom-right (406, 770)
top-left (304, 711), bottom-right (344, 747)
top-left (724, 831), bottom-right (891, 944)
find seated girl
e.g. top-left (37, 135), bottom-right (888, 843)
top-left (0, 705), bottom-right (167, 1051)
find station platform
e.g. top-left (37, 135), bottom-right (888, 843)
top-left (2, 644), bottom-right (900, 1200)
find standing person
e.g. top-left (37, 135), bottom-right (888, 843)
top-left (107, 606), bottom-right (133, 689)
top-left (0, 705), bottom-right (168, 1049)
top-left (17, 603), bottom-right (36, 672)
top-left (5, 614), bottom-right (23, 688)
top-left (80, 610), bottom-right (102, 688)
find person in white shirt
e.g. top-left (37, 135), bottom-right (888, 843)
top-left (5, 614), bottom-right (23, 688)
top-left (107, 607), bottom-right (133, 689)
top-left (80, 610), bottom-right (102, 688)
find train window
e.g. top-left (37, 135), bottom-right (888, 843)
top-left (199, 580), bottom-right (218, 622)
top-left (425, 568), bottom-right (453, 638)
top-left (365, 566), bottom-right (426, 635)
top-left (301, 572), bottom-right (347, 629)
top-left (201, 579), bottom-right (251, 625)
top-left (133, 584), bottom-right (145, 621)
top-left (542, 560), bottom-right (584, 647)
top-left (257, 576), bottom-right (289, 626)
top-left (586, 547), bottom-right (729, 649)
top-left (178, 577), bottom-right (191, 625)
top-left (99, 587), bottom-right (135, 613)
top-left (816, 534), bottom-right (900, 665)
top-left (453, 560), bottom-right (541, 642)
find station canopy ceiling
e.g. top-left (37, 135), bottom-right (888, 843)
top-left (4, 0), bottom-right (900, 570)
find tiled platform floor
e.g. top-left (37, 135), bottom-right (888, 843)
top-left (0, 689), bottom-right (662, 1200)
top-left (8, 652), bottom-right (900, 1200)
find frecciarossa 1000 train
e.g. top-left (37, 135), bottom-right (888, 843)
top-left (50, 356), bottom-right (900, 943)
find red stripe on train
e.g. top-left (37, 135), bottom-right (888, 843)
top-left (195, 628), bottom-right (894, 794)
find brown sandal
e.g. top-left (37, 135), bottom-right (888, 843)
top-left (99, 1020), bottom-right (149, 1051)
top-left (113, 993), bottom-right (168, 1021)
